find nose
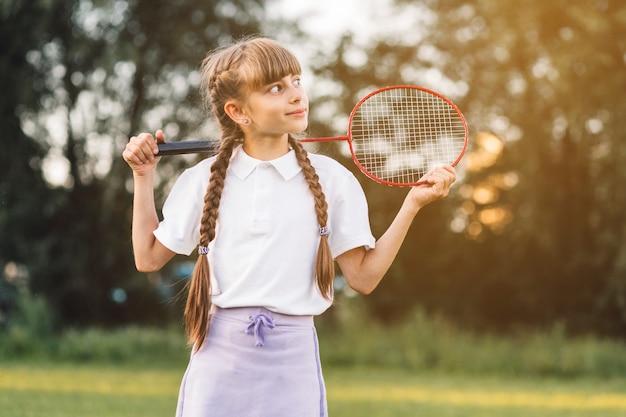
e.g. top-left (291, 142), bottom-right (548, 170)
top-left (288, 84), bottom-right (304, 103)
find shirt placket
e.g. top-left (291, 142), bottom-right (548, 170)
top-left (250, 162), bottom-right (272, 234)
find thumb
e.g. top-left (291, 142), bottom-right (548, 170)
top-left (155, 129), bottom-right (166, 144)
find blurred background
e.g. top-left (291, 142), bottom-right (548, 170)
top-left (2, 0), bottom-right (626, 397)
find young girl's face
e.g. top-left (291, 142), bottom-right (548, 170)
top-left (241, 74), bottom-right (308, 138)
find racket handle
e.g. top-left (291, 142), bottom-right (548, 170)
top-left (157, 140), bottom-right (216, 155)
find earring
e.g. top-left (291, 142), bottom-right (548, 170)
top-left (243, 119), bottom-right (250, 125)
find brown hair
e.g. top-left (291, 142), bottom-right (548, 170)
top-left (185, 37), bottom-right (334, 350)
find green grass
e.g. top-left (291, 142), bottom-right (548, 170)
top-left (0, 363), bottom-right (180, 417)
top-left (2, 363), bottom-right (626, 417)
top-left (326, 368), bottom-right (626, 417)
top-left (4, 295), bottom-right (626, 415)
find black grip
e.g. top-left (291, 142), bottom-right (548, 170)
top-left (157, 140), bottom-right (216, 155)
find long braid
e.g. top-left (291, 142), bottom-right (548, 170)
top-left (289, 137), bottom-right (335, 300)
top-left (184, 135), bottom-right (237, 349)
top-left (185, 43), bottom-right (245, 349)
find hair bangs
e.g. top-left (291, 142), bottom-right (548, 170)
top-left (242, 39), bottom-right (302, 91)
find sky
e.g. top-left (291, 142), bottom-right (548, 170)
top-left (268, 0), bottom-right (376, 38)
top-left (42, 0), bottom-right (410, 186)
top-left (266, 0), bottom-right (420, 60)
top-left (266, 0), bottom-right (447, 94)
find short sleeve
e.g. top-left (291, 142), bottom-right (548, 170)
top-left (326, 171), bottom-right (376, 258)
top-left (153, 160), bottom-right (211, 255)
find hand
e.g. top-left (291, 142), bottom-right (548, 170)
top-left (406, 165), bottom-right (457, 209)
top-left (122, 130), bottom-right (166, 175)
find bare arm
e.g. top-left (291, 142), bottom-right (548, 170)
top-left (336, 166), bottom-right (456, 294)
top-left (122, 130), bottom-right (175, 272)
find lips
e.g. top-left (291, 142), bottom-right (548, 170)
top-left (287, 108), bottom-right (307, 116)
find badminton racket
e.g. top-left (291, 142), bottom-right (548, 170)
top-left (158, 85), bottom-right (468, 186)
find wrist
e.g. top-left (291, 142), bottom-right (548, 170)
top-left (400, 195), bottom-right (422, 218)
top-left (132, 169), bottom-right (156, 185)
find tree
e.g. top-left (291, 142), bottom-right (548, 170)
top-left (308, 0), bottom-right (626, 335)
top-left (0, 0), bottom-right (67, 326)
top-left (2, 0), bottom-right (266, 327)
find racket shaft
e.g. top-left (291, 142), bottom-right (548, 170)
top-left (300, 136), bottom-right (349, 143)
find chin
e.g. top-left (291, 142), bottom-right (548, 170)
top-left (295, 121), bottom-right (309, 132)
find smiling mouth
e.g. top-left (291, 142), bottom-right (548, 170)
top-left (287, 108), bottom-right (307, 116)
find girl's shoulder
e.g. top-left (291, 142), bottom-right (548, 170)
top-left (183, 155), bottom-right (216, 175)
top-left (306, 152), bottom-right (363, 194)
top-left (172, 155), bottom-right (216, 189)
top-left (307, 152), bottom-right (353, 178)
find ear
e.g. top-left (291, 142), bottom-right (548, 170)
top-left (224, 101), bottom-right (250, 126)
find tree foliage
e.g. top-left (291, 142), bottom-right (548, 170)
top-left (3, 0), bottom-right (626, 336)
top-left (309, 0), bottom-right (626, 335)
top-left (1, 0), bottom-right (265, 327)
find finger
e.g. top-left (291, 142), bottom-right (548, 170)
top-left (137, 132), bottom-right (161, 158)
top-left (433, 165), bottom-right (455, 176)
top-left (430, 166), bottom-right (456, 185)
top-left (155, 129), bottom-right (166, 144)
top-left (424, 168), bottom-right (446, 185)
top-left (124, 142), bottom-right (150, 165)
top-left (442, 166), bottom-right (457, 185)
top-left (122, 145), bottom-right (148, 167)
top-left (153, 130), bottom-right (167, 155)
top-left (127, 133), bottom-right (157, 163)
top-left (124, 136), bottom-right (144, 161)
top-left (443, 166), bottom-right (457, 187)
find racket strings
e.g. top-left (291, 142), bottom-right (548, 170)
top-left (350, 88), bottom-right (466, 185)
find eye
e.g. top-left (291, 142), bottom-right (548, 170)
top-left (269, 84), bottom-right (282, 93)
top-left (293, 77), bottom-right (302, 87)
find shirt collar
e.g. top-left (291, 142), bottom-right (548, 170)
top-left (229, 145), bottom-right (302, 181)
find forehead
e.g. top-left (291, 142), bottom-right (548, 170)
top-left (242, 42), bottom-right (302, 90)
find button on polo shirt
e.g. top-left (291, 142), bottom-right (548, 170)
top-left (154, 145), bottom-right (375, 315)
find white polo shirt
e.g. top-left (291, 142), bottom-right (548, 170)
top-left (154, 145), bottom-right (375, 315)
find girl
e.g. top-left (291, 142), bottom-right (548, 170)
top-left (123, 37), bottom-right (456, 417)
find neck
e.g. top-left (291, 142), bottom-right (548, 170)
top-left (242, 134), bottom-right (290, 161)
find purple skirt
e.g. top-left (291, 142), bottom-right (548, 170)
top-left (175, 307), bottom-right (327, 417)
